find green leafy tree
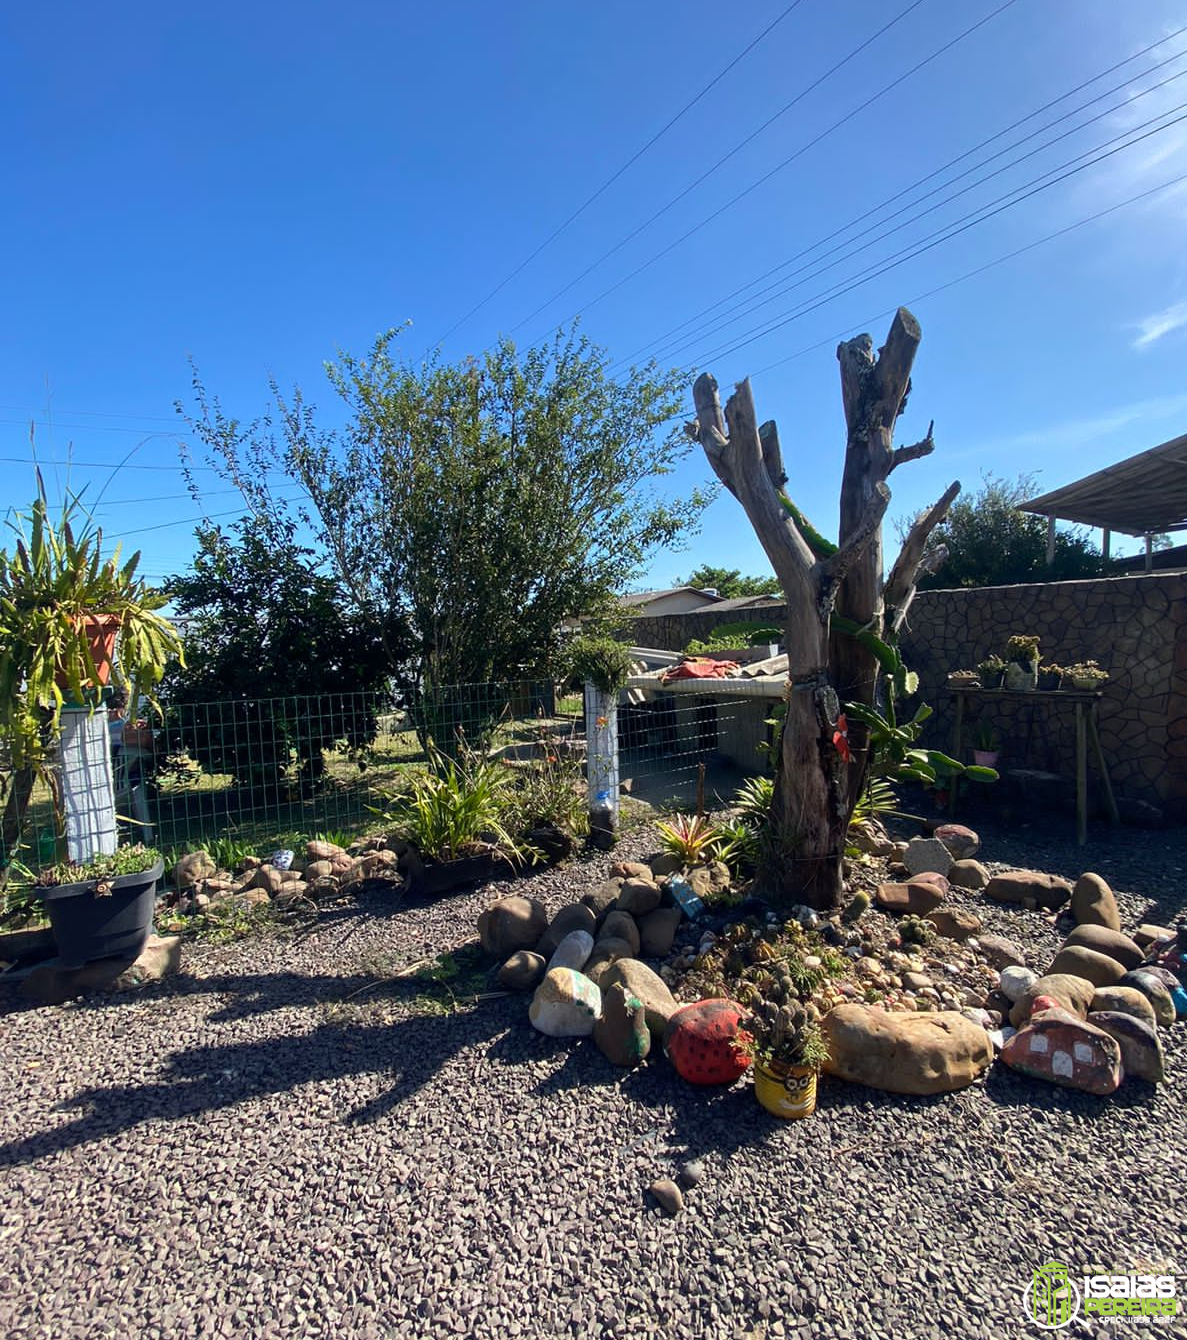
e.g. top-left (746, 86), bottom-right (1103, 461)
top-left (161, 518), bottom-right (405, 792)
top-left (909, 473), bottom-right (1101, 589)
top-left (676, 564), bottom-right (781, 597)
top-left (182, 327), bottom-right (707, 746)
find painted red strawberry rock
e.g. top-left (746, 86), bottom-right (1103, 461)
top-left (663, 998), bottom-right (751, 1086)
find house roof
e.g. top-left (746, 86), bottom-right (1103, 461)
top-left (618, 586), bottom-right (722, 607)
top-left (1020, 431), bottom-right (1187, 536)
top-left (687, 594), bottom-right (782, 613)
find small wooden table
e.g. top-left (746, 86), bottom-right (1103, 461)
top-left (947, 687), bottom-right (1120, 845)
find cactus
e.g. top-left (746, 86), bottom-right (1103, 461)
top-left (841, 890), bottom-right (871, 923)
top-left (899, 914), bottom-right (935, 947)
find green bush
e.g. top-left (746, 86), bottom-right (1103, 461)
top-left (567, 634), bottom-right (633, 694)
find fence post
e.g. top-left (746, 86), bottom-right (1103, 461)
top-left (585, 681), bottom-right (619, 847)
top-left (59, 705), bottom-right (118, 864)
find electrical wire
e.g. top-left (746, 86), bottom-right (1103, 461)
top-left (611, 25), bottom-right (1187, 371)
top-left (505, 0), bottom-right (941, 337)
top-left (681, 102), bottom-right (1187, 369)
top-left (650, 73), bottom-right (1187, 367)
top-left (426, 0), bottom-right (813, 350)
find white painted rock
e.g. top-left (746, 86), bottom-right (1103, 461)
top-left (999, 965), bottom-right (1038, 1004)
top-left (547, 929), bottom-right (594, 974)
top-left (903, 837), bottom-right (953, 878)
top-left (529, 968), bottom-right (602, 1037)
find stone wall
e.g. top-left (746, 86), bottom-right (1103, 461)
top-left (628, 605), bottom-right (788, 653)
top-left (627, 573), bottom-right (1187, 821)
top-left (901, 574), bottom-right (1187, 820)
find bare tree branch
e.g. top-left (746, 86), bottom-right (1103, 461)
top-left (874, 307), bottom-right (922, 426)
top-left (890, 419), bottom-right (935, 472)
top-left (884, 479), bottom-right (960, 629)
top-left (759, 419), bottom-right (787, 489)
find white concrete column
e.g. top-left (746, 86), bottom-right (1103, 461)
top-left (59, 705), bottom-right (118, 864)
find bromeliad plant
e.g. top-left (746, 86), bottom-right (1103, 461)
top-left (656, 812), bottom-right (726, 865)
top-left (0, 476), bottom-right (184, 771)
top-left (371, 747), bottom-right (524, 864)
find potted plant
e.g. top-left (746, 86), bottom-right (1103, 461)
top-left (1003, 635), bottom-right (1040, 691)
top-left (29, 844), bottom-right (164, 970)
top-left (1067, 661), bottom-right (1109, 691)
top-left (976, 655), bottom-right (1006, 689)
top-left (1037, 663), bottom-right (1064, 692)
top-left (946, 669), bottom-right (981, 689)
top-left (739, 960), bottom-right (829, 1119)
top-left (0, 477), bottom-right (184, 961)
top-left (971, 720), bottom-right (1001, 768)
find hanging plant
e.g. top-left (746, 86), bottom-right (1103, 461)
top-left (0, 473), bottom-right (185, 774)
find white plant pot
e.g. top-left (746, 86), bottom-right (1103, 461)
top-left (1004, 662), bottom-right (1037, 692)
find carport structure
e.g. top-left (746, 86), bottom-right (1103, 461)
top-left (1020, 429), bottom-right (1187, 568)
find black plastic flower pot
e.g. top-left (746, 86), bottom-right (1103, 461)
top-left (35, 858), bottom-right (164, 970)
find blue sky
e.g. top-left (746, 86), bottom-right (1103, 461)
top-left (3, 0), bottom-right (1187, 589)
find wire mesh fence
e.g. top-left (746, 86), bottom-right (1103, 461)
top-left (616, 685), bottom-right (778, 807)
top-left (1, 676), bottom-right (776, 900)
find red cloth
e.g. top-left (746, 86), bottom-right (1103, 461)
top-left (659, 657), bottom-right (740, 685)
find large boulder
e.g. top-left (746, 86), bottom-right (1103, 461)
top-left (547, 930), bottom-right (594, 974)
top-left (1046, 945), bottom-right (1126, 988)
top-left (581, 879), bottom-right (623, 921)
top-left (173, 851), bottom-right (216, 890)
top-left (1117, 970), bottom-right (1177, 1029)
top-left (933, 823), bottom-right (980, 860)
top-left (601, 959), bottom-right (678, 1035)
top-left (478, 896), bottom-right (548, 958)
top-left (1070, 872), bottom-right (1121, 931)
top-left (600, 910), bottom-right (641, 956)
top-left (528, 969), bottom-right (602, 1037)
top-left (976, 933), bottom-right (1027, 970)
top-left (1000, 1007), bottom-right (1122, 1095)
top-left (584, 937), bottom-right (636, 986)
top-left (1061, 925), bottom-right (1143, 971)
top-left (984, 870), bottom-right (1072, 911)
top-left (593, 983), bottom-right (651, 1068)
top-left (875, 881), bottom-right (945, 915)
top-left (1089, 986), bottom-right (1156, 1027)
top-left (639, 907), bottom-right (682, 957)
top-left (1089, 1011), bottom-right (1165, 1083)
top-left (1009, 973), bottom-right (1095, 1028)
top-left (498, 950), bottom-right (547, 992)
top-left (536, 903), bottom-right (599, 960)
top-left (616, 878), bottom-right (663, 918)
top-left (663, 1000), bottom-right (751, 1086)
top-left (821, 1005), bottom-right (993, 1096)
top-left (927, 907), bottom-right (982, 941)
top-left (902, 837), bottom-right (953, 878)
top-left (948, 859), bottom-right (990, 891)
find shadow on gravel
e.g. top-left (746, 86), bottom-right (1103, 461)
top-left (0, 1000), bottom-right (511, 1170)
top-left (982, 1059), bottom-right (1159, 1113)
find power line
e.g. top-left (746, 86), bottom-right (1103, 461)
top-left (0, 403), bottom-right (179, 424)
top-left (426, 0), bottom-right (813, 350)
top-left (514, 0), bottom-right (1019, 345)
top-left (742, 167), bottom-right (1187, 380)
top-left (506, 0), bottom-right (937, 338)
top-left (612, 24), bottom-right (1187, 371)
top-left (0, 453), bottom-right (220, 473)
top-left (688, 103), bottom-right (1187, 369)
top-left (0, 417), bottom-right (190, 438)
top-left (649, 66), bottom-right (1187, 368)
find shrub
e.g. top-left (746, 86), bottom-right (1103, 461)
top-left (567, 634), bottom-right (633, 694)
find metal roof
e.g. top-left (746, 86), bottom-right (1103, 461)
top-left (1020, 431), bottom-right (1187, 536)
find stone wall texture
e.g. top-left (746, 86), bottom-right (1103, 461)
top-left (628, 573), bottom-right (1187, 821)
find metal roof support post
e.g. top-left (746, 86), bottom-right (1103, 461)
top-left (1045, 516), bottom-right (1055, 567)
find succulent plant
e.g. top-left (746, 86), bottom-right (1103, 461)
top-left (841, 889), bottom-right (871, 923)
top-left (898, 914), bottom-right (935, 947)
top-left (739, 959), bottom-right (830, 1069)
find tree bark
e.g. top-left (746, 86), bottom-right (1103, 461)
top-left (688, 308), bottom-right (956, 910)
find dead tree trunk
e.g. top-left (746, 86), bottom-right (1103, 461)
top-left (689, 307), bottom-right (957, 910)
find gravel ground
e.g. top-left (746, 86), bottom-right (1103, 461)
top-left (2, 816), bottom-right (1186, 1340)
